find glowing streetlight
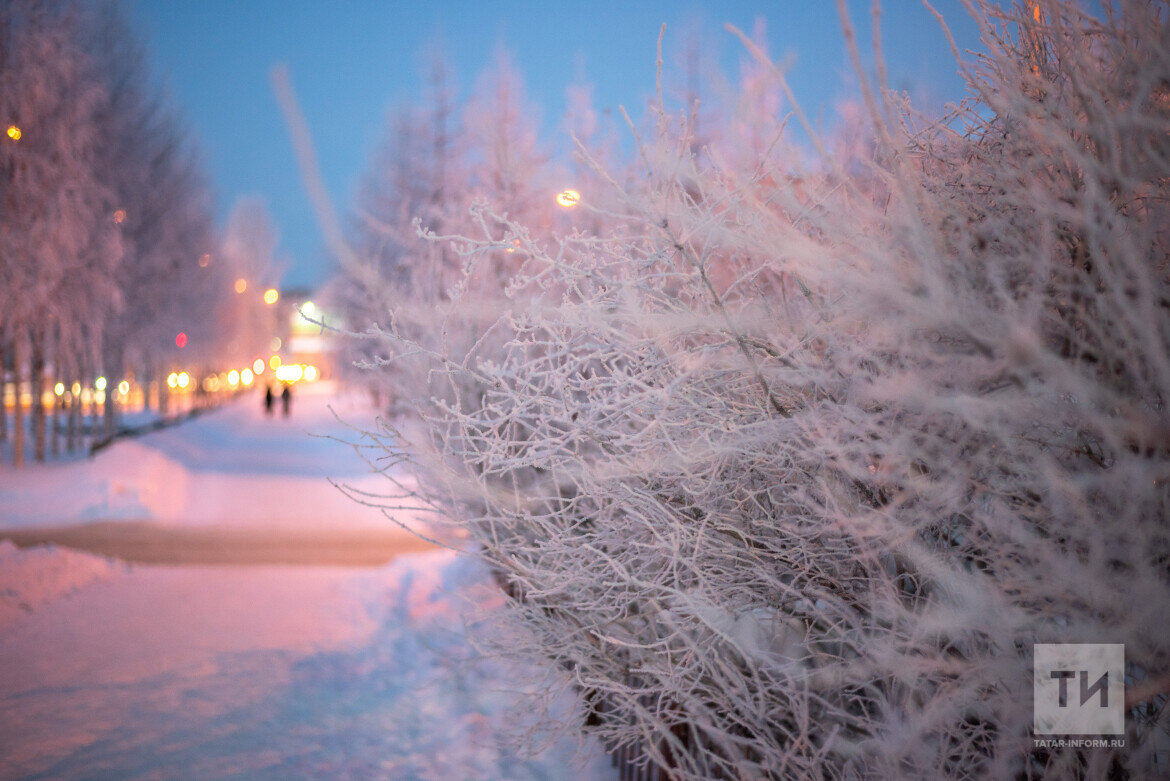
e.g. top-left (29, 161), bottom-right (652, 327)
top-left (264, 288), bottom-right (279, 305)
top-left (556, 189), bottom-right (580, 207)
top-left (304, 365), bottom-right (318, 382)
top-left (113, 209), bottom-right (127, 224)
top-left (252, 358), bottom-right (265, 375)
top-left (177, 372), bottom-right (190, 389)
top-left (5, 125), bottom-right (20, 141)
top-left (198, 253), bottom-right (211, 268)
top-left (269, 355), bottom-right (281, 371)
top-left (241, 368), bottom-right (254, 386)
top-left (234, 278), bottom-right (248, 294)
top-left (54, 382), bottom-right (65, 396)
top-left (167, 372), bottom-right (179, 389)
top-left (95, 376), bottom-right (107, 391)
top-left (228, 370), bottom-right (240, 387)
top-left (275, 364), bottom-right (303, 382)
top-left (301, 300), bottom-right (316, 317)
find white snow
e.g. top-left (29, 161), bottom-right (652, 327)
top-left (0, 381), bottom-right (416, 531)
top-left (0, 384), bottom-right (615, 779)
top-left (0, 549), bottom-right (612, 779)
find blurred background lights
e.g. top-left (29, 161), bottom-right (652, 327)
top-left (234, 278), bottom-right (247, 294)
top-left (253, 358), bottom-right (265, 374)
top-left (6, 125), bottom-right (21, 141)
top-left (95, 377), bottom-right (107, 391)
top-left (177, 372), bottom-right (190, 389)
top-left (275, 364), bottom-right (303, 382)
top-left (118, 380), bottom-right (130, 395)
top-left (241, 368), bottom-right (254, 386)
top-left (54, 382), bottom-right (65, 396)
top-left (264, 288), bottom-right (279, 304)
top-left (228, 370), bottom-right (240, 387)
top-left (175, 331), bottom-right (188, 348)
top-left (556, 189), bottom-right (580, 207)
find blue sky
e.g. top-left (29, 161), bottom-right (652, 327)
top-left (126, 1), bottom-right (986, 289)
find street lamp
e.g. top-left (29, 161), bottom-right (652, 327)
top-left (264, 288), bottom-right (279, 304)
top-left (234, 278), bottom-right (247, 294)
top-left (5, 125), bottom-right (20, 141)
top-left (556, 189), bottom-right (580, 207)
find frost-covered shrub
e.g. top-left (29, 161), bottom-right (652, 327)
top-left (352, 2), bottom-right (1170, 777)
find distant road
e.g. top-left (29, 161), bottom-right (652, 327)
top-left (0, 521), bottom-right (441, 566)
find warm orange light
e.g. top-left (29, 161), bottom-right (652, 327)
top-left (198, 253), bottom-right (211, 268)
top-left (5, 125), bottom-right (20, 141)
top-left (556, 189), bottom-right (580, 207)
top-left (113, 209), bottom-right (127, 224)
top-left (235, 278), bottom-right (247, 294)
top-left (264, 288), bottom-right (279, 305)
top-left (118, 380), bottom-right (130, 395)
top-left (269, 355), bottom-right (281, 371)
top-left (228, 370), bottom-right (240, 387)
top-left (54, 382), bottom-right (65, 396)
top-left (177, 372), bottom-right (190, 389)
top-left (241, 368), bottom-right (255, 386)
top-left (303, 365), bottom-right (318, 382)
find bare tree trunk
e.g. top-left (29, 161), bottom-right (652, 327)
top-left (67, 373), bottom-right (79, 453)
top-left (12, 337), bottom-right (23, 467)
top-left (142, 358), bottom-right (152, 411)
top-left (103, 358), bottom-right (117, 440)
top-left (0, 339), bottom-right (7, 447)
top-left (31, 329), bottom-right (46, 462)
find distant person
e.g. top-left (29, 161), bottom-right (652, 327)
top-left (281, 384), bottom-right (291, 417)
top-left (264, 385), bottom-right (275, 416)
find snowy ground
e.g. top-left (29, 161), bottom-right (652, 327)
top-left (0, 385), bottom-right (614, 779)
top-left (0, 382), bottom-right (409, 532)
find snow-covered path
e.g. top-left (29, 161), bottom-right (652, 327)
top-left (0, 381), bottom-right (412, 533)
top-left (0, 550), bottom-right (611, 779)
top-left (0, 386), bottom-right (613, 779)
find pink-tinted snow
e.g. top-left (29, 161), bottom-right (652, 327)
top-left (0, 384), bottom-right (614, 779)
top-left (0, 550), bottom-right (612, 778)
top-left (0, 382), bottom-right (419, 531)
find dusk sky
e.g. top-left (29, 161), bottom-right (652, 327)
top-left (126, 1), bottom-right (986, 289)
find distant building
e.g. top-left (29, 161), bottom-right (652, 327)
top-left (280, 288), bottom-right (343, 381)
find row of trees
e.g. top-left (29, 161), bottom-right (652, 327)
top-left (336, 1), bottom-right (1168, 778)
top-left (0, 0), bottom-right (277, 466)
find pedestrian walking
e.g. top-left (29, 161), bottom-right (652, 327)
top-left (281, 384), bottom-right (291, 417)
top-left (264, 385), bottom-right (274, 416)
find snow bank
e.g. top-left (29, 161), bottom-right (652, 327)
top-left (0, 540), bottom-right (125, 629)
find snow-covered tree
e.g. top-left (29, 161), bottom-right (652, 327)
top-left (0, 0), bottom-right (121, 464)
top-left (343, 1), bottom-right (1170, 778)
